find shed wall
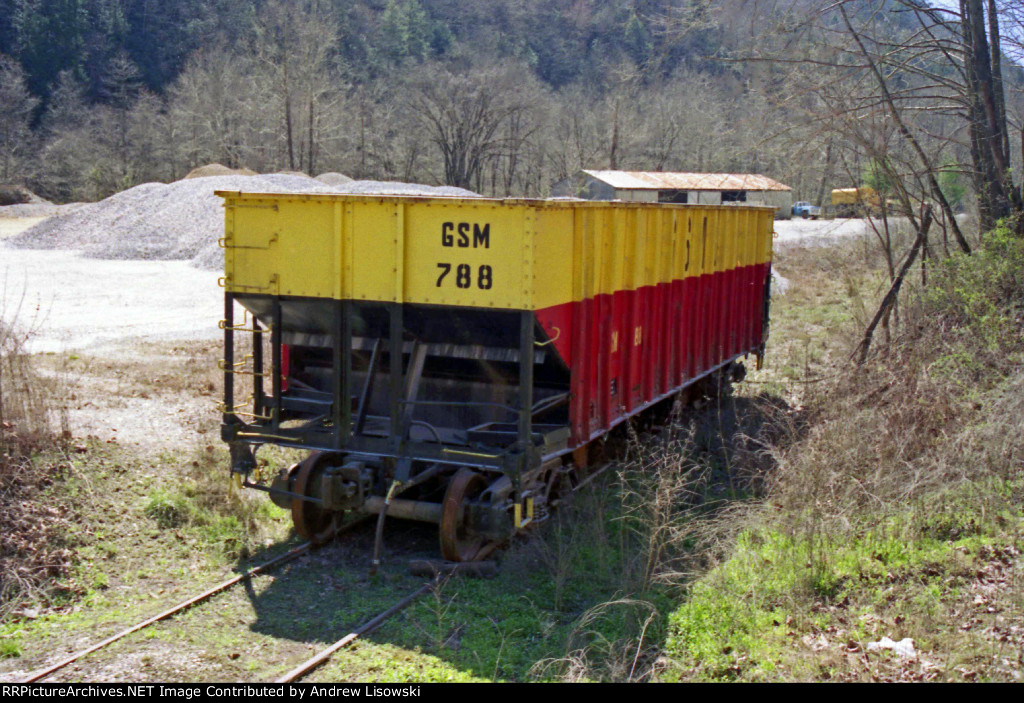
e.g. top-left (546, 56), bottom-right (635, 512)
top-left (615, 189), bottom-right (658, 202)
top-left (691, 191), bottom-right (722, 205)
top-left (747, 190), bottom-right (793, 219)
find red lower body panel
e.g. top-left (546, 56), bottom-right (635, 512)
top-left (534, 263), bottom-right (771, 446)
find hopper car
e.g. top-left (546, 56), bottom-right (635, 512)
top-left (217, 193), bottom-right (774, 562)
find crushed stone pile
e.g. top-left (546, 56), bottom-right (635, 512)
top-left (0, 185), bottom-right (67, 218)
top-left (183, 163), bottom-right (257, 179)
top-left (7, 174), bottom-right (479, 270)
top-left (7, 174), bottom-right (337, 264)
top-left (331, 180), bottom-right (476, 197)
top-left (316, 171), bottom-right (353, 186)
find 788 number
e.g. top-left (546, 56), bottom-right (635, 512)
top-left (436, 263), bottom-right (493, 290)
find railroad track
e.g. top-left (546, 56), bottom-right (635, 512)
top-left (17, 513), bottom-right (384, 684)
top-left (18, 539), bottom-right (316, 683)
top-left (273, 462), bottom-right (612, 683)
top-left (275, 581), bottom-right (435, 683)
top-left (19, 463), bottom-right (611, 683)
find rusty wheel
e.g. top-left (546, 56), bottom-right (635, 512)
top-left (291, 452), bottom-right (340, 545)
top-left (439, 468), bottom-right (489, 562)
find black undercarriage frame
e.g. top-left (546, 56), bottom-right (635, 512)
top-left (222, 274), bottom-right (771, 544)
top-left (221, 292), bottom-right (559, 511)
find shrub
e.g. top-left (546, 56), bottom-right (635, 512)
top-left (661, 224), bottom-right (1024, 680)
top-left (144, 488), bottom-right (195, 529)
top-left (0, 314), bottom-right (72, 620)
top-left (920, 223), bottom-right (1024, 363)
top-left (0, 319), bottom-right (63, 460)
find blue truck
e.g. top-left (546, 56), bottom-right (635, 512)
top-left (791, 201), bottom-right (821, 219)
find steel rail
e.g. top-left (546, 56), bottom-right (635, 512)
top-left (20, 516), bottom-right (375, 683)
top-left (20, 540), bottom-right (313, 683)
top-left (275, 581), bottom-right (434, 683)
top-left (20, 462), bottom-right (611, 684)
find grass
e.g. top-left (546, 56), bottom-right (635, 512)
top-left (661, 521), bottom-right (1022, 681)
top-left (0, 418), bottom-right (740, 682)
top-left (0, 304), bottom-right (75, 620)
top-left (654, 223), bottom-right (1024, 682)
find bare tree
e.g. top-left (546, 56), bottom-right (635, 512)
top-left (127, 91), bottom-right (175, 184)
top-left (719, 0), bottom-right (1012, 360)
top-left (771, 1), bottom-right (1020, 237)
top-left (344, 83), bottom-right (428, 183)
top-left (167, 46), bottom-right (268, 171)
top-left (35, 71), bottom-right (92, 201)
top-left (407, 62), bottom-right (541, 190)
top-left (546, 88), bottom-right (608, 183)
top-left (254, 0), bottom-right (339, 174)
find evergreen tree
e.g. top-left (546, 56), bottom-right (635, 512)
top-left (378, 0), bottom-right (435, 66)
top-left (0, 54), bottom-right (38, 181)
top-left (13, 0), bottom-right (90, 99)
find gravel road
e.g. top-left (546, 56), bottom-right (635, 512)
top-left (1, 246), bottom-right (223, 354)
top-left (773, 217), bottom-right (873, 246)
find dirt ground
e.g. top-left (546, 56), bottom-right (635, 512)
top-left (1, 221), bottom-right (223, 355)
top-left (0, 217), bottom-right (48, 238)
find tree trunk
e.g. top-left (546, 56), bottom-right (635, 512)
top-left (987, 0), bottom-right (1012, 198)
top-left (283, 62), bottom-right (295, 171)
top-left (815, 137), bottom-right (834, 211)
top-left (963, 0), bottom-right (1012, 229)
top-left (308, 97), bottom-right (315, 175)
top-left (609, 101), bottom-right (619, 170)
top-left (856, 206), bottom-right (933, 365)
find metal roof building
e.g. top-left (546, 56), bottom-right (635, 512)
top-left (553, 170), bottom-right (794, 218)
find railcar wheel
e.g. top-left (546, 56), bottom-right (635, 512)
top-left (439, 468), bottom-right (489, 562)
top-left (291, 452), bottom-right (341, 545)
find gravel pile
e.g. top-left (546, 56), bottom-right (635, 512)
top-left (183, 163), bottom-right (257, 179)
top-left (332, 180), bottom-right (476, 197)
top-left (0, 201), bottom-right (79, 218)
top-left (316, 171), bottom-right (353, 186)
top-left (8, 174), bottom-right (479, 270)
top-left (8, 174), bottom-right (336, 264)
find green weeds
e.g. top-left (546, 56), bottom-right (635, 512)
top-left (656, 224), bottom-right (1024, 681)
top-left (0, 639), bottom-right (21, 659)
